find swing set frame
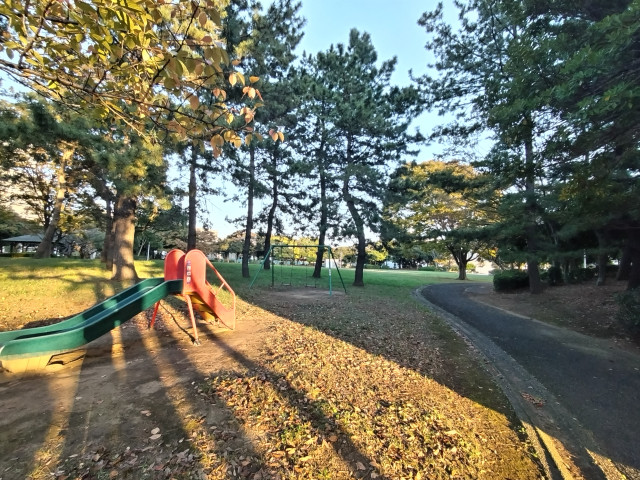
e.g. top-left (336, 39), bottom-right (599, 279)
top-left (249, 244), bottom-right (347, 295)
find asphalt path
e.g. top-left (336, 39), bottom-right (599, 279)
top-left (418, 283), bottom-right (640, 480)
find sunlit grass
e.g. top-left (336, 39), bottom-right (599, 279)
top-left (216, 260), bottom-right (492, 299)
top-left (0, 257), bottom-right (491, 332)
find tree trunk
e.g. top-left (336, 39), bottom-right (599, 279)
top-left (111, 194), bottom-right (139, 284)
top-left (617, 236), bottom-right (632, 281)
top-left (313, 161), bottom-right (329, 278)
top-left (457, 251), bottom-right (468, 281)
top-left (523, 128), bottom-right (543, 294)
top-left (187, 146), bottom-right (198, 251)
top-left (343, 175), bottom-right (366, 287)
top-left (242, 144), bottom-right (255, 278)
top-left (627, 229), bottom-right (640, 290)
top-left (448, 246), bottom-right (468, 280)
top-left (35, 146), bottom-right (73, 258)
top-left (101, 196), bottom-right (114, 268)
top-left (595, 229), bottom-right (609, 286)
top-left (264, 152), bottom-right (279, 271)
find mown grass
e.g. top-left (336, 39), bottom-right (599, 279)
top-left (0, 257), bottom-right (490, 331)
top-left (0, 258), bottom-right (165, 330)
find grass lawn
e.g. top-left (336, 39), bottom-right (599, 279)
top-left (0, 258), bottom-right (542, 480)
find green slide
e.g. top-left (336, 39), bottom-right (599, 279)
top-left (0, 278), bottom-right (183, 362)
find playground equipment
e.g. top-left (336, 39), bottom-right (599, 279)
top-left (0, 249), bottom-right (235, 373)
top-left (250, 244), bottom-right (347, 295)
top-left (150, 248), bottom-right (236, 345)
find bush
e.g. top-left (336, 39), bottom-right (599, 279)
top-left (565, 266), bottom-right (596, 283)
top-left (0, 252), bottom-right (34, 258)
top-left (418, 266), bottom-right (438, 271)
top-left (493, 269), bottom-right (529, 291)
top-left (595, 264), bottom-right (618, 279)
top-left (616, 289), bottom-right (640, 337)
top-left (466, 262), bottom-right (476, 272)
top-left (546, 266), bottom-right (563, 286)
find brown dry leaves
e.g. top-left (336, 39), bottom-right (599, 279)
top-left (203, 293), bottom-right (542, 480)
top-left (21, 286), bottom-right (542, 480)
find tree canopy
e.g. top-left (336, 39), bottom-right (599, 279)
top-left (0, 0), bottom-right (258, 150)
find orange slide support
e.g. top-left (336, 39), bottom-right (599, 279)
top-left (150, 249), bottom-right (236, 345)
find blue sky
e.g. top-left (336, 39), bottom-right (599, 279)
top-left (210, 1), bottom-right (458, 236)
top-left (291, 1), bottom-right (466, 161)
top-left (295, 0), bottom-right (432, 85)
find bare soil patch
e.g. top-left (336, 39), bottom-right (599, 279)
top-left (468, 280), bottom-right (639, 350)
top-left (1, 287), bottom-right (543, 480)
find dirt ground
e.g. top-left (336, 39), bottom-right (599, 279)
top-left (469, 280), bottom-right (638, 351)
top-left (2, 280), bottom-right (625, 480)
top-left (0, 297), bottom-right (276, 479)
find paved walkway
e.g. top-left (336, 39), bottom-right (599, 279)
top-left (417, 283), bottom-right (640, 480)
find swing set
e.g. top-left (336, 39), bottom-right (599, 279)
top-left (249, 244), bottom-right (347, 295)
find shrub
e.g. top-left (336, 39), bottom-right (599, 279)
top-left (466, 262), bottom-right (476, 272)
top-left (616, 289), bottom-right (640, 337)
top-left (418, 266), bottom-right (438, 271)
top-left (493, 269), bottom-right (529, 291)
top-left (546, 266), bottom-right (563, 286)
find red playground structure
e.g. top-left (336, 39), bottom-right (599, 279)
top-left (150, 249), bottom-right (236, 344)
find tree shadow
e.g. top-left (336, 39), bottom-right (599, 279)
top-left (195, 322), bottom-right (390, 479)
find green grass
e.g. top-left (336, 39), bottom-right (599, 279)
top-left (0, 257), bottom-right (492, 331)
top-left (218, 261), bottom-right (492, 296)
top-left (0, 257), bottom-right (164, 330)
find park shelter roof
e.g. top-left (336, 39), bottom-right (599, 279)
top-left (1, 234), bottom-right (44, 243)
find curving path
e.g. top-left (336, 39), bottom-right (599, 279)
top-left (417, 283), bottom-right (640, 480)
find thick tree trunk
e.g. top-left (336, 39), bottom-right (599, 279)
top-left (523, 129), bottom-right (543, 294)
top-left (313, 163), bottom-right (329, 278)
top-left (457, 252), bottom-right (468, 281)
top-left (187, 146), bottom-right (198, 251)
top-left (35, 147), bottom-right (73, 258)
top-left (111, 194), bottom-right (139, 284)
top-left (35, 177), bottom-right (65, 258)
top-left (448, 246), bottom-right (468, 280)
top-left (343, 175), bottom-right (366, 287)
top-left (242, 144), bottom-right (255, 278)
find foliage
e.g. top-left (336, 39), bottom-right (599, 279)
top-left (545, 266), bottom-right (564, 286)
top-left (0, 0), bottom-right (260, 151)
top-left (493, 270), bottom-right (530, 292)
top-left (220, 0), bottom-right (303, 277)
top-left (383, 160), bottom-right (493, 280)
top-left (0, 204), bottom-right (39, 239)
top-left (417, 0), bottom-right (640, 291)
top-left (615, 288), bottom-right (640, 336)
top-left (298, 30), bottom-right (422, 286)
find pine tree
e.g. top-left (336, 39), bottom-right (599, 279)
top-left (301, 30), bottom-right (421, 286)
